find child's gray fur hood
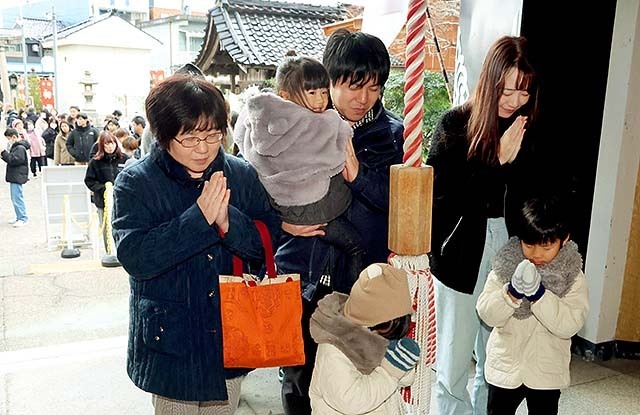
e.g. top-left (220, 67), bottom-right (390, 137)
top-left (310, 292), bottom-right (388, 375)
top-left (233, 92), bottom-right (353, 206)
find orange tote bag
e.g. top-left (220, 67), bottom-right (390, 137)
top-left (219, 220), bottom-right (305, 368)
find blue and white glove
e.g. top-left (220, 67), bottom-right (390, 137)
top-left (509, 259), bottom-right (544, 300)
top-left (381, 338), bottom-right (421, 378)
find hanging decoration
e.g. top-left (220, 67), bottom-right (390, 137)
top-left (389, 0), bottom-right (437, 413)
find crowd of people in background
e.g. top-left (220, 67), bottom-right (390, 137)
top-left (0, 101), bottom-right (146, 228)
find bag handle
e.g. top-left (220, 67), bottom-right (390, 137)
top-left (232, 220), bottom-right (277, 278)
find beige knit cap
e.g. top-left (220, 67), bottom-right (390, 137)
top-left (344, 263), bottom-right (413, 326)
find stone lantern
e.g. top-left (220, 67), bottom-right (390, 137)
top-left (79, 70), bottom-right (98, 113)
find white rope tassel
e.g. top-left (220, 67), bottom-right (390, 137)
top-left (390, 253), bottom-right (436, 414)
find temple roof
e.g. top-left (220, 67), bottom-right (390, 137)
top-left (195, 0), bottom-right (347, 70)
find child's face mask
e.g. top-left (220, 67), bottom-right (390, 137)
top-left (27, 125), bottom-right (34, 131)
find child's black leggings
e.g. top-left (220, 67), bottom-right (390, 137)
top-left (487, 383), bottom-right (560, 415)
top-left (319, 215), bottom-right (364, 287)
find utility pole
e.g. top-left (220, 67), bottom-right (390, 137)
top-left (19, 2), bottom-right (29, 106)
top-left (0, 46), bottom-right (11, 108)
top-left (52, 4), bottom-right (58, 108)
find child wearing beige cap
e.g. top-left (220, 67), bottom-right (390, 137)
top-left (308, 263), bottom-right (420, 414)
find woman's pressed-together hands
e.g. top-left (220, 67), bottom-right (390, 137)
top-left (499, 115), bottom-right (528, 165)
top-left (197, 171), bottom-right (230, 233)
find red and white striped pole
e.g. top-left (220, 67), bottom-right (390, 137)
top-left (388, 0), bottom-right (436, 413)
top-left (403, 0), bottom-right (427, 167)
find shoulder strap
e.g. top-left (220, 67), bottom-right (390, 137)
top-left (232, 220), bottom-right (276, 278)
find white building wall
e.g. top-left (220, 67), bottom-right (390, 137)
top-left (141, 18), bottom-right (205, 76)
top-left (44, 16), bottom-right (160, 120)
top-left (57, 16), bottom-right (160, 49)
top-left (55, 44), bottom-right (153, 121)
top-left (140, 23), bottom-right (173, 75)
top-left (582, 0), bottom-right (640, 344)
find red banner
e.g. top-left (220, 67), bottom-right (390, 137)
top-left (16, 76), bottom-right (26, 104)
top-left (39, 78), bottom-right (55, 107)
top-left (150, 70), bottom-right (166, 88)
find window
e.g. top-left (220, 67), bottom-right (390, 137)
top-left (189, 36), bottom-right (201, 52)
top-left (178, 30), bottom-right (204, 53)
top-left (6, 44), bottom-right (21, 54)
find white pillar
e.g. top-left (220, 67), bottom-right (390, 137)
top-left (582, 0), bottom-right (640, 344)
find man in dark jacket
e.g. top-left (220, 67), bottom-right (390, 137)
top-left (5, 107), bottom-right (19, 129)
top-left (112, 73), bottom-right (280, 413)
top-left (130, 115), bottom-right (146, 142)
top-left (1, 128), bottom-right (30, 226)
top-left (276, 28), bottom-right (405, 415)
top-left (66, 112), bottom-right (99, 164)
top-left (41, 119), bottom-right (58, 162)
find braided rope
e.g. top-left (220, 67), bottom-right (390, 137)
top-left (403, 0), bottom-right (427, 167)
top-left (70, 210), bottom-right (95, 231)
top-left (103, 182), bottom-right (115, 255)
top-left (61, 194), bottom-right (70, 248)
top-left (61, 194), bottom-right (94, 248)
top-left (388, 1), bottom-right (432, 411)
top-left (389, 253), bottom-right (436, 414)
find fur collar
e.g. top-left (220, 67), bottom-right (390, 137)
top-left (310, 292), bottom-right (388, 375)
top-left (493, 237), bottom-right (582, 319)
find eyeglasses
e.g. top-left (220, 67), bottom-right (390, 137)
top-left (173, 132), bottom-right (224, 148)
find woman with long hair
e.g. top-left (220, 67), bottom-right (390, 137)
top-left (41, 116), bottom-right (59, 165)
top-left (84, 131), bottom-right (129, 250)
top-left (427, 36), bottom-right (539, 415)
top-left (54, 120), bottom-right (75, 165)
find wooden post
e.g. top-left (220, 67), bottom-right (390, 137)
top-left (388, 164), bottom-right (433, 256)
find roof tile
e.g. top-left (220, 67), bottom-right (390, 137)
top-left (211, 0), bottom-right (345, 67)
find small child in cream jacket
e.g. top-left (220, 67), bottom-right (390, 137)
top-left (477, 196), bottom-right (589, 415)
top-left (309, 263), bottom-right (420, 414)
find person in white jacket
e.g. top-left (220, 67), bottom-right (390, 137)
top-left (476, 196), bottom-right (589, 415)
top-left (309, 263), bottom-right (420, 414)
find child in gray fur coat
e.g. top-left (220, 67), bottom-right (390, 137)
top-left (234, 55), bottom-right (364, 285)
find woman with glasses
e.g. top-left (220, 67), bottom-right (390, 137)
top-left (111, 73), bottom-right (280, 415)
